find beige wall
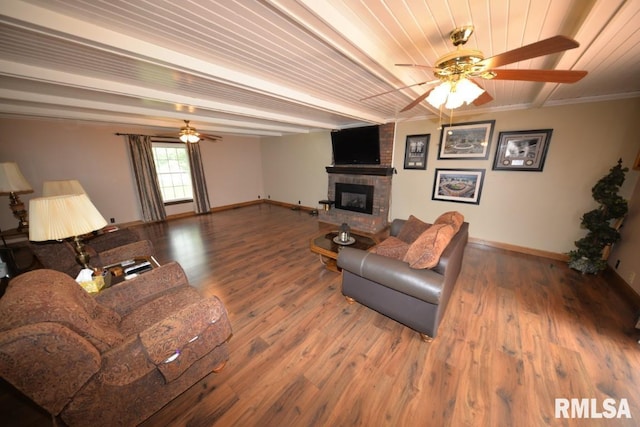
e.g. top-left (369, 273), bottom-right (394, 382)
top-left (2, 98), bottom-right (639, 291)
top-left (610, 176), bottom-right (640, 294)
top-left (0, 118), bottom-right (263, 226)
top-left (392, 99), bottom-right (640, 257)
top-left (259, 98), bottom-right (640, 291)
top-left (261, 131), bottom-right (332, 208)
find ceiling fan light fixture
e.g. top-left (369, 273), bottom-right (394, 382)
top-left (179, 132), bottom-right (200, 143)
top-left (178, 120), bottom-right (201, 143)
top-left (426, 78), bottom-right (484, 110)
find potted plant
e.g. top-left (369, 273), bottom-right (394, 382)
top-left (568, 159), bottom-right (628, 274)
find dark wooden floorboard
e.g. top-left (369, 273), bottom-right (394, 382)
top-left (1, 204), bottom-right (639, 426)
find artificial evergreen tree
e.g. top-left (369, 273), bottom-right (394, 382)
top-left (568, 159), bottom-right (628, 274)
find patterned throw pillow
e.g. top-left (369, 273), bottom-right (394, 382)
top-left (369, 236), bottom-right (410, 260)
top-left (396, 215), bottom-right (431, 243)
top-left (433, 211), bottom-right (464, 234)
top-left (402, 223), bottom-right (455, 269)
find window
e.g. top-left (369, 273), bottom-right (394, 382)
top-left (152, 142), bottom-right (193, 204)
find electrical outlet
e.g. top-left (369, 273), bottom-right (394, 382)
top-left (110, 217), bottom-right (115, 224)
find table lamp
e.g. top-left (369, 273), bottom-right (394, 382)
top-left (0, 162), bottom-right (34, 231)
top-left (29, 194), bottom-right (108, 269)
top-left (42, 179), bottom-right (86, 196)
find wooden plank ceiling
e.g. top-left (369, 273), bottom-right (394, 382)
top-left (0, 0), bottom-right (638, 138)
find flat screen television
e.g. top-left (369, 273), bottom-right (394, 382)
top-left (331, 125), bottom-right (380, 165)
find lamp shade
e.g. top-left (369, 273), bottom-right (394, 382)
top-left (0, 162), bottom-right (33, 195)
top-left (29, 194), bottom-right (107, 241)
top-left (42, 179), bottom-right (87, 196)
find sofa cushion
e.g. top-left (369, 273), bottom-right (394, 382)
top-left (403, 223), bottom-right (455, 269)
top-left (434, 211), bottom-right (464, 234)
top-left (369, 236), bottom-right (410, 260)
top-left (396, 215), bottom-right (431, 243)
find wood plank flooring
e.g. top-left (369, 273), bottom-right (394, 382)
top-left (1, 204), bottom-right (639, 426)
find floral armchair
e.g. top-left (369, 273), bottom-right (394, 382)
top-left (0, 261), bottom-right (232, 426)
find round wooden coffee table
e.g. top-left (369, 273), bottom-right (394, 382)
top-left (309, 231), bottom-right (378, 272)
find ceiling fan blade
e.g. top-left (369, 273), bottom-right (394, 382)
top-left (201, 134), bottom-right (222, 142)
top-left (479, 35), bottom-right (580, 69)
top-left (473, 90), bottom-right (494, 106)
top-left (489, 69), bottom-right (587, 83)
top-left (360, 79), bottom-right (439, 101)
top-left (467, 78), bottom-right (493, 106)
top-left (400, 88), bottom-right (435, 112)
top-left (395, 63), bottom-right (435, 70)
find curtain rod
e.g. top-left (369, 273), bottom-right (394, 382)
top-left (115, 133), bottom-right (177, 139)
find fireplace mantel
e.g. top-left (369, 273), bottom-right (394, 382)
top-left (325, 166), bottom-right (395, 176)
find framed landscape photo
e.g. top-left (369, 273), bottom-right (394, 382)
top-left (438, 120), bottom-right (495, 160)
top-left (492, 129), bottom-right (553, 171)
top-left (432, 168), bottom-right (485, 205)
top-left (404, 134), bottom-right (429, 169)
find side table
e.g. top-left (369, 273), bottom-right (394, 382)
top-left (100, 256), bottom-right (160, 288)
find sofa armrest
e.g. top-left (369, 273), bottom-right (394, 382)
top-left (0, 323), bottom-right (101, 416)
top-left (139, 296), bottom-right (232, 382)
top-left (95, 261), bottom-right (189, 315)
top-left (98, 240), bottom-right (155, 266)
top-left (337, 247), bottom-right (444, 304)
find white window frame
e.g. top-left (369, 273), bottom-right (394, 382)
top-left (151, 141), bottom-right (193, 205)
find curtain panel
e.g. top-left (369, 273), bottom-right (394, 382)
top-left (127, 135), bottom-right (167, 222)
top-left (187, 142), bottom-right (211, 214)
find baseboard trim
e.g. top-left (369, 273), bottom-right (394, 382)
top-left (261, 199), bottom-right (316, 213)
top-left (468, 237), bottom-right (569, 261)
top-left (603, 267), bottom-right (640, 313)
top-left (210, 199), bottom-right (264, 213)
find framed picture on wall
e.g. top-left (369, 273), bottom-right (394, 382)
top-left (403, 134), bottom-right (430, 169)
top-left (432, 168), bottom-right (485, 205)
top-left (438, 120), bottom-right (495, 160)
top-left (492, 129), bottom-right (553, 171)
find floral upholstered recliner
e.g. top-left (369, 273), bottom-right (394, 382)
top-left (0, 261), bottom-right (232, 426)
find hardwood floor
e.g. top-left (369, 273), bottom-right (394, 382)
top-left (2, 204), bottom-right (639, 426)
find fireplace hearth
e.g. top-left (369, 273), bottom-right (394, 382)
top-left (318, 122), bottom-right (395, 234)
top-left (318, 166), bottom-right (393, 234)
top-left (335, 183), bottom-right (374, 215)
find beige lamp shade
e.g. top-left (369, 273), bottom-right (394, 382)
top-left (29, 194), bottom-right (107, 241)
top-left (0, 162), bottom-right (33, 194)
top-left (42, 179), bottom-right (86, 196)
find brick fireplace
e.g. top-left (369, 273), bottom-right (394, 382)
top-left (318, 123), bottom-right (395, 234)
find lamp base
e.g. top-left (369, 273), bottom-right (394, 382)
top-left (8, 192), bottom-right (29, 231)
top-left (72, 236), bottom-right (91, 269)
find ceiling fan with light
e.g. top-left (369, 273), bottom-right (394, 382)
top-left (366, 26), bottom-right (588, 112)
top-left (159, 120), bottom-right (223, 143)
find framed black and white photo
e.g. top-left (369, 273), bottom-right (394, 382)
top-left (492, 129), bottom-right (553, 171)
top-left (432, 168), bottom-right (485, 205)
top-left (438, 120), bottom-right (495, 160)
top-left (403, 134), bottom-right (429, 169)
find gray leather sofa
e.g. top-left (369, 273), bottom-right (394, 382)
top-left (337, 219), bottom-right (469, 341)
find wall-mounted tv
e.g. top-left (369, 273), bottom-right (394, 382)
top-left (331, 125), bottom-right (380, 165)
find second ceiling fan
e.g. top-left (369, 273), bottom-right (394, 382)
top-left (372, 26), bottom-right (588, 112)
top-left (159, 120), bottom-right (223, 143)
